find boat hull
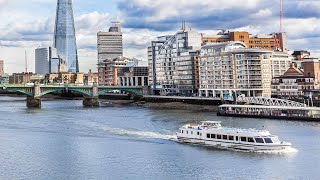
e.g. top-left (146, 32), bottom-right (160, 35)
top-left (177, 136), bottom-right (291, 151)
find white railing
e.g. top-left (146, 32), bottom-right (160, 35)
top-left (236, 96), bottom-right (306, 107)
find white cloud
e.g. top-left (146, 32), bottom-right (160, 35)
top-left (250, 8), bottom-right (272, 19)
top-left (0, 0), bottom-right (8, 6)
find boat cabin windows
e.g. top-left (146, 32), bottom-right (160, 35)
top-left (191, 131), bottom-right (193, 135)
top-left (197, 132), bottom-right (200, 135)
top-left (205, 134), bottom-right (243, 142)
top-left (264, 138), bottom-right (273, 143)
top-left (248, 137), bottom-right (254, 143)
top-left (187, 131), bottom-right (188, 134)
top-left (255, 138), bottom-right (264, 143)
top-left (223, 135), bottom-right (228, 140)
top-left (207, 134), bottom-right (217, 139)
top-left (181, 130), bottom-right (184, 133)
top-left (241, 137), bottom-right (255, 143)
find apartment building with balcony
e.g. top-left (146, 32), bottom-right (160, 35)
top-left (148, 36), bottom-right (171, 93)
top-left (270, 51), bottom-right (292, 78)
top-left (149, 24), bottom-right (202, 95)
top-left (199, 41), bottom-right (273, 99)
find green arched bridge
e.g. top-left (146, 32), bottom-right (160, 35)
top-left (0, 83), bottom-right (146, 108)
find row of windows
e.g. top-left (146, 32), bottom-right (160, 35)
top-left (181, 130), bottom-right (202, 136)
top-left (180, 131), bottom-right (274, 144)
top-left (206, 133), bottom-right (273, 143)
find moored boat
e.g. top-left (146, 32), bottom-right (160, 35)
top-left (176, 121), bottom-right (292, 151)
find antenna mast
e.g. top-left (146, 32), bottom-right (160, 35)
top-left (280, 0), bottom-right (283, 33)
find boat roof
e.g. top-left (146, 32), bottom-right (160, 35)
top-left (219, 104), bottom-right (320, 111)
top-left (201, 121), bottom-right (221, 124)
top-left (210, 127), bottom-right (271, 137)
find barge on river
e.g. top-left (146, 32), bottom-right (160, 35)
top-left (217, 105), bottom-right (320, 121)
top-left (177, 121), bottom-right (291, 151)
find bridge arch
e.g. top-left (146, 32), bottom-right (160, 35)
top-left (3, 87), bottom-right (34, 97)
top-left (40, 88), bottom-right (93, 97)
top-left (11, 89), bottom-right (33, 97)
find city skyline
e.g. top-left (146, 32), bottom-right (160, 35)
top-left (0, 0), bottom-right (319, 73)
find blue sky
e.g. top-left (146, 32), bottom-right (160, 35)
top-left (0, 0), bottom-right (319, 73)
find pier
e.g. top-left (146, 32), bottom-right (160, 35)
top-left (218, 105), bottom-right (320, 121)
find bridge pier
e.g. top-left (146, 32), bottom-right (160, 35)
top-left (26, 96), bottom-right (41, 108)
top-left (83, 82), bottom-right (100, 107)
top-left (83, 97), bottom-right (100, 107)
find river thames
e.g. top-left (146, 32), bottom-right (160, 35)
top-left (0, 96), bottom-right (319, 179)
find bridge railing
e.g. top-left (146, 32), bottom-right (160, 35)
top-left (236, 96), bottom-right (307, 107)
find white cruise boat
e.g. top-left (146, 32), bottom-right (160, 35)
top-left (176, 121), bottom-right (292, 151)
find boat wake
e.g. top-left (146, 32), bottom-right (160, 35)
top-left (83, 122), bottom-right (297, 154)
top-left (100, 126), bottom-right (177, 141)
top-left (253, 147), bottom-right (298, 154)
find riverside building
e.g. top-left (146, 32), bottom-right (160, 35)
top-left (150, 25), bottom-right (202, 95)
top-left (98, 57), bottom-right (139, 86)
top-left (202, 30), bottom-right (288, 52)
top-left (148, 36), bottom-right (172, 94)
top-left (271, 58), bottom-right (320, 100)
top-left (199, 41), bottom-right (273, 98)
top-left (270, 51), bottom-right (292, 78)
top-left (118, 61), bottom-right (149, 87)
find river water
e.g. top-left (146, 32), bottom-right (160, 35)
top-left (0, 96), bottom-right (319, 180)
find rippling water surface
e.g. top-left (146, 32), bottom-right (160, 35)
top-left (0, 96), bottom-right (319, 179)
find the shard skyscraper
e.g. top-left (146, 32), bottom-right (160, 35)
top-left (54, 0), bottom-right (79, 73)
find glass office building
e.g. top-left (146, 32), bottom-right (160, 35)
top-left (54, 0), bottom-right (79, 73)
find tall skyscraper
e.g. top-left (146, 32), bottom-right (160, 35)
top-left (54, 0), bottom-right (79, 73)
top-left (97, 21), bottom-right (123, 63)
top-left (0, 60), bottom-right (4, 75)
top-left (35, 47), bottom-right (58, 75)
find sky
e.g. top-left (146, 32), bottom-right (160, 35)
top-left (0, 0), bottom-right (319, 74)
